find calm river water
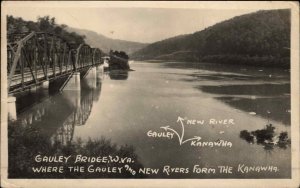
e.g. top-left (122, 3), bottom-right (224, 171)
top-left (8, 61), bottom-right (291, 179)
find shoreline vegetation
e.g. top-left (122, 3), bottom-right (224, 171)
top-left (8, 122), bottom-right (145, 178)
top-left (7, 15), bottom-right (85, 48)
top-left (131, 9), bottom-right (291, 68)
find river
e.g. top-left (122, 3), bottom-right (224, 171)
top-left (8, 61), bottom-right (291, 178)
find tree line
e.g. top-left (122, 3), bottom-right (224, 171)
top-left (132, 9), bottom-right (291, 67)
top-left (7, 15), bottom-right (85, 47)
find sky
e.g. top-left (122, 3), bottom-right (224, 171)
top-left (4, 3), bottom-right (263, 43)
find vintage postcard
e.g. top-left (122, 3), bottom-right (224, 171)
top-left (1, 1), bottom-right (299, 188)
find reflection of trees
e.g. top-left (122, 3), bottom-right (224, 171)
top-left (50, 123), bottom-right (75, 146)
top-left (240, 124), bottom-right (291, 150)
top-left (197, 83), bottom-right (291, 125)
top-left (215, 96), bottom-right (291, 125)
top-left (8, 122), bottom-right (145, 178)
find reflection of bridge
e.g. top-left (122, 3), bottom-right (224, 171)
top-left (15, 76), bottom-right (102, 145)
top-left (7, 32), bottom-right (105, 121)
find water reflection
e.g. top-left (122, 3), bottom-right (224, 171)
top-left (15, 87), bottom-right (50, 114)
top-left (199, 84), bottom-right (290, 96)
top-left (8, 122), bottom-right (144, 178)
top-left (180, 72), bottom-right (290, 83)
top-left (8, 72), bottom-right (144, 178)
top-left (162, 62), bottom-right (290, 78)
top-left (185, 73), bottom-right (256, 81)
top-left (240, 124), bottom-right (291, 150)
top-left (109, 70), bottom-right (129, 80)
top-left (8, 62), bottom-right (291, 179)
top-left (196, 83), bottom-right (290, 125)
top-left (215, 97), bottom-right (290, 125)
top-left (16, 82), bottom-right (99, 128)
top-left (164, 62), bottom-right (290, 126)
top-left (50, 83), bottom-right (97, 145)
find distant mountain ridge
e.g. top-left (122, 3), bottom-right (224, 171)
top-left (132, 9), bottom-right (290, 67)
top-left (66, 27), bottom-right (148, 55)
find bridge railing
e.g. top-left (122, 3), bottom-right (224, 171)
top-left (7, 32), bottom-right (104, 93)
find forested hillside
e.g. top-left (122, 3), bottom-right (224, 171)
top-left (7, 15), bottom-right (86, 47)
top-left (132, 9), bottom-right (290, 67)
top-left (66, 27), bottom-right (148, 55)
top-left (6, 15), bottom-right (147, 55)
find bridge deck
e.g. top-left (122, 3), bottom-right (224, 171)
top-left (9, 64), bottom-right (96, 93)
top-left (7, 32), bottom-right (104, 94)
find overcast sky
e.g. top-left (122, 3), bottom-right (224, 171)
top-left (5, 4), bottom-right (260, 43)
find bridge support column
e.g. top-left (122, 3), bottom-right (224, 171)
top-left (85, 67), bottom-right (97, 89)
top-left (30, 86), bottom-right (37, 93)
top-left (96, 65), bottom-right (104, 73)
top-left (7, 96), bottom-right (17, 121)
top-left (42, 80), bottom-right (49, 89)
top-left (96, 65), bottom-right (104, 80)
top-left (64, 72), bottom-right (81, 91)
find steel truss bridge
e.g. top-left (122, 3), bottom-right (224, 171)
top-left (7, 31), bottom-right (104, 94)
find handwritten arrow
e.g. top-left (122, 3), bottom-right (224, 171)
top-left (160, 125), bottom-right (170, 132)
top-left (177, 116), bottom-right (185, 144)
top-left (160, 126), bottom-right (181, 144)
top-left (177, 116), bottom-right (185, 123)
top-left (160, 116), bottom-right (202, 146)
top-left (182, 136), bottom-right (202, 144)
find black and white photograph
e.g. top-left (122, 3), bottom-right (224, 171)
top-left (1, 1), bottom-right (299, 188)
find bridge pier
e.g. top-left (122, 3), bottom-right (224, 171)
top-left (96, 65), bottom-right (104, 80)
top-left (64, 72), bottom-right (81, 91)
top-left (96, 65), bottom-right (104, 72)
top-left (42, 80), bottom-right (49, 89)
top-left (85, 67), bottom-right (97, 89)
top-left (30, 86), bottom-right (37, 93)
top-left (7, 96), bottom-right (17, 121)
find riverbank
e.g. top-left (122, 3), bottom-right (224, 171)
top-left (132, 54), bottom-right (290, 68)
